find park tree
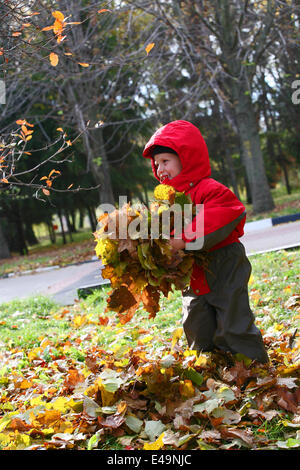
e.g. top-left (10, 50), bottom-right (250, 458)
top-left (0, 0), bottom-right (156, 257)
top-left (129, 0), bottom-right (299, 213)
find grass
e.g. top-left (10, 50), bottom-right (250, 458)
top-left (0, 248), bottom-right (298, 354)
top-left (0, 296), bottom-right (70, 350)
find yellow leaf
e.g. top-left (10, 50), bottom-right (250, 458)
top-left (194, 354), bottom-right (209, 367)
top-left (0, 416), bottom-right (13, 432)
top-left (0, 432), bottom-right (11, 447)
top-left (144, 432), bottom-right (165, 450)
top-left (48, 397), bottom-right (70, 413)
top-left (78, 62), bottom-right (90, 67)
top-left (145, 42), bottom-right (155, 55)
top-left (96, 378), bottom-right (116, 406)
top-left (73, 315), bottom-right (87, 328)
top-left (171, 327), bottom-right (183, 351)
top-left (49, 52), bottom-right (59, 66)
top-left (139, 335), bottom-right (154, 344)
top-left (30, 396), bottom-right (44, 407)
top-left (179, 379), bottom-right (195, 398)
top-left (56, 127), bottom-right (64, 131)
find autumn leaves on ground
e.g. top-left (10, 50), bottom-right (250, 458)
top-left (0, 249), bottom-right (299, 451)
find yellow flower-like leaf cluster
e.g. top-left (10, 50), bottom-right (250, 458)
top-left (153, 184), bottom-right (176, 203)
top-left (95, 238), bottom-right (119, 265)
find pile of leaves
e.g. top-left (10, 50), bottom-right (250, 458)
top-left (94, 184), bottom-right (206, 324)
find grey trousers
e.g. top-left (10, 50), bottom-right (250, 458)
top-left (182, 243), bottom-right (269, 363)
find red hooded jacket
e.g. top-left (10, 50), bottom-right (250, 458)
top-left (143, 120), bottom-right (246, 295)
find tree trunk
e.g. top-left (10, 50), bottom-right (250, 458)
top-left (232, 83), bottom-right (274, 213)
top-left (86, 205), bottom-right (97, 232)
top-left (73, 99), bottom-right (115, 206)
top-left (0, 221), bottom-right (10, 259)
top-left (57, 210), bottom-right (67, 245)
top-left (46, 220), bottom-right (56, 244)
top-left (15, 202), bottom-right (28, 255)
top-left (24, 223), bottom-right (39, 246)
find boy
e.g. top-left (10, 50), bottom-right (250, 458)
top-left (143, 120), bottom-right (268, 364)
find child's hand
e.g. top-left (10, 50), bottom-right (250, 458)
top-left (169, 238), bottom-right (186, 251)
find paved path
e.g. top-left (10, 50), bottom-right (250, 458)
top-left (0, 260), bottom-right (104, 305)
top-left (242, 219), bottom-right (300, 255)
top-left (0, 220), bottom-right (299, 306)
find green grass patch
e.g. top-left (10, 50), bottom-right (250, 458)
top-left (0, 296), bottom-right (70, 350)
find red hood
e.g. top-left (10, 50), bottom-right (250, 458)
top-left (143, 120), bottom-right (211, 192)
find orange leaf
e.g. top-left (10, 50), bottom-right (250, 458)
top-left (145, 43), bottom-right (155, 55)
top-left (56, 127), bottom-right (64, 131)
top-left (48, 169), bottom-right (61, 178)
top-left (12, 32), bottom-right (22, 37)
top-left (56, 34), bottom-right (66, 44)
top-left (49, 52), bottom-right (59, 66)
top-left (78, 62), bottom-right (90, 67)
top-left (53, 19), bottom-right (64, 34)
top-left (67, 183), bottom-right (74, 189)
top-left (40, 176), bottom-right (48, 180)
top-left (41, 25), bottom-right (54, 31)
top-left (42, 188), bottom-right (50, 196)
top-left (1, 178), bottom-right (9, 183)
top-left (46, 179), bottom-right (52, 187)
top-left (64, 53), bottom-right (72, 56)
top-left (52, 10), bottom-right (65, 22)
top-left (98, 9), bottom-right (111, 13)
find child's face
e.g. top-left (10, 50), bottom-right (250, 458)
top-left (154, 153), bottom-right (182, 182)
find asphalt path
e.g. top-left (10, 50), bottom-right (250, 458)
top-left (0, 220), bottom-right (299, 306)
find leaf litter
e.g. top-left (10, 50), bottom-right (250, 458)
top-left (0, 249), bottom-right (299, 450)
